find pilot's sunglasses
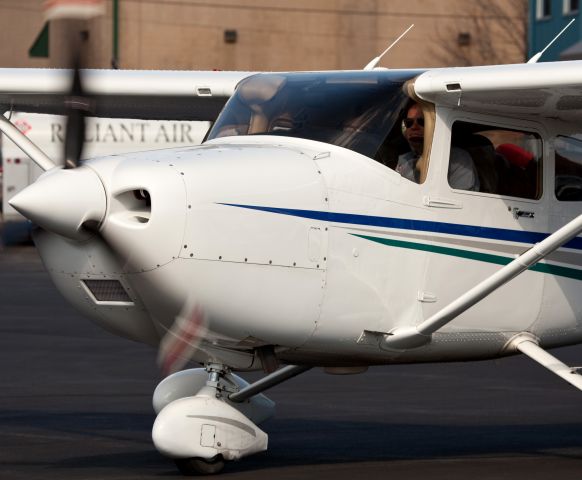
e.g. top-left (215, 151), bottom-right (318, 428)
top-left (403, 117), bottom-right (424, 128)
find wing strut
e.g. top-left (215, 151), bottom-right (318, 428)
top-left (382, 214), bottom-right (582, 350)
top-left (0, 114), bottom-right (56, 171)
top-left (507, 334), bottom-right (582, 392)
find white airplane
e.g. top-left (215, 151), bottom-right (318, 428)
top-left (1, 61), bottom-right (582, 475)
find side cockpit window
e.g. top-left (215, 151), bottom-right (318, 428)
top-left (450, 121), bottom-right (543, 199)
top-left (554, 135), bottom-right (582, 201)
top-left (375, 99), bottom-right (436, 184)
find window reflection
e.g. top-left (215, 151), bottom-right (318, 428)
top-left (207, 72), bottom-right (416, 160)
top-left (555, 135), bottom-right (582, 201)
top-left (450, 121), bottom-right (543, 199)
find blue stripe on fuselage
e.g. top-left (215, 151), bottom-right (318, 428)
top-left (218, 203), bottom-right (582, 251)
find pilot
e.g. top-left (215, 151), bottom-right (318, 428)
top-left (396, 103), bottom-right (480, 191)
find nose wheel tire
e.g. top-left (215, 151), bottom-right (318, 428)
top-left (175, 456), bottom-right (225, 475)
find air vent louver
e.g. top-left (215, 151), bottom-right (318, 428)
top-left (82, 279), bottom-right (132, 303)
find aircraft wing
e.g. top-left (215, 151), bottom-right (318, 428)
top-left (0, 68), bottom-right (256, 121)
top-left (413, 60), bottom-right (582, 122)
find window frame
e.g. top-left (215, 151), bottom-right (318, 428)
top-left (537, 0), bottom-right (552, 19)
top-left (443, 114), bottom-right (546, 203)
top-left (553, 134), bottom-right (582, 202)
top-left (563, 0), bottom-right (579, 15)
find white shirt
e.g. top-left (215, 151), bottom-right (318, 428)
top-left (396, 147), bottom-right (479, 191)
top-left (395, 151), bottom-right (419, 183)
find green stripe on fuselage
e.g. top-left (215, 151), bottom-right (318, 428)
top-left (352, 234), bottom-right (582, 281)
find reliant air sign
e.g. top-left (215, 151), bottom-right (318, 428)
top-left (1, 113), bottom-right (210, 223)
top-left (4, 113), bottom-right (210, 161)
top-left (50, 120), bottom-right (201, 145)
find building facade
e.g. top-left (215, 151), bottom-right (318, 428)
top-left (529, 0), bottom-right (582, 61)
top-left (1, 0), bottom-right (526, 71)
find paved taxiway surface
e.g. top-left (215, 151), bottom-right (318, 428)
top-left (2, 244), bottom-right (582, 479)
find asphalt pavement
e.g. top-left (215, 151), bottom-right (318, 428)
top-left (2, 243), bottom-right (582, 479)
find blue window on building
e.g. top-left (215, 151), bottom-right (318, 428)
top-left (529, 0), bottom-right (582, 61)
top-left (564, 0), bottom-right (580, 14)
top-left (537, 0), bottom-right (552, 18)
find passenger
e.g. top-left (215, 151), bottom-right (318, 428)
top-left (453, 133), bottom-right (498, 193)
top-left (495, 143), bottom-right (538, 198)
top-left (396, 103), bottom-right (479, 191)
top-left (496, 143), bottom-right (534, 169)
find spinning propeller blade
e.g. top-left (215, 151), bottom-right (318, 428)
top-left (10, 45), bottom-right (218, 376)
top-left (64, 63), bottom-right (92, 168)
top-left (157, 301), bottom-right (209, 376)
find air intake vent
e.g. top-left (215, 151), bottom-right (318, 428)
top-left (82, 279), bottom-right (132, 303)
top-left (112, 189), bottom-right (151, 224)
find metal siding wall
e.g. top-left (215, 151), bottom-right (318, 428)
top-left (0, 0), bottom-right (527, 70)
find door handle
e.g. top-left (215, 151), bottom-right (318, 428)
top-left (511, 207), bottom-right (535, 219)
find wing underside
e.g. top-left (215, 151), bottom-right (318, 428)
top-left (0, 68), bottom-right (255, 121)
top-left (413, 60), bottom-right (582, 123)
top-left (5, 62), bottom-right (582, 123)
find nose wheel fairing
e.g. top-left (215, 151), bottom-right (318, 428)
top-left (152, 366), bottom-right (274, 474)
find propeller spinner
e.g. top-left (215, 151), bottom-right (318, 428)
top-left (8, 166), bottom-right (106, 240)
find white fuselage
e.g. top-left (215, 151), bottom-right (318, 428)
top-left (31, 131), bottom-right (582, 369)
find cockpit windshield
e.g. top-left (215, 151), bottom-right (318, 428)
top-left (207, 71), bottom-right (418, 160)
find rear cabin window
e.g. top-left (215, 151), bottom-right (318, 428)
top-left (449, 121), bottom-right (543, 199)
top-left (554, 135), bottom-right (582, 201)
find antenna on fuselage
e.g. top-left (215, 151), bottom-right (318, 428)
top-left (527, 18), bottom-right (575, 63)
top-left (364, 24), bottom-right (415, 70)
